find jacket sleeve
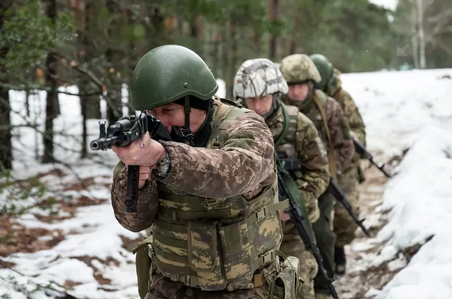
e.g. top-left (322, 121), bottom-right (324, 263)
top-left (294, 112), bottom-right (330, 222)
top-left (326, 98), bottom-right (355, 172)
top-left (157, 111), bottom-right (276, 199)
top-left (339, 89), bottom-right (366, 145)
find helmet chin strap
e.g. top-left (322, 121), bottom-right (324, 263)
top-left (173, 96), bottom-right (195, 145)
top-left (261, 94), bottom-right (280, 120)
top-left (303, 81), bottom-right (315, 102)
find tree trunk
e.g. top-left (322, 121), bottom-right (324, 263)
top-left (226, 20), bottom-right (237, 99)
top-left (417, 0), bottom-right (426, 68)
top-left (219, 25), bottom-right (228, 85)
top-left (268, 0), bottom-right (279, 60)
top-left (177, 17), bottom-right (183, 35)
top-left (106, 0), bottom-right (123, 124)
top-left (190, 15), bottom-right (202, 55)
top-left (105, 73), bottom-right (122, 125)
top-left (212, 27), bottom-right (221, 77)
top-left (25, 90), bottom-right (30, 117)
top-left (253, 28), bottom-right (261, 54)
top-left (290, 9), bottom-right (301, 55)
top-left (42, 0), bottom-right (58, 163)
top-left (83, 2), bottom-right (101, 119)
top-left (80, 87), bottom-right (88, 159)
top-left (411, 1), bottom-right (419, 68)
top-left (125, 7), bottom-right (135, 116)
top-left (0, 0), bottom-right (13, 170)
top-left (74, 0), bottom-right (89, 158)
top-left (167, 15), bottom-right (175, 38)
top-left (231, 22), bottom-right (238, 73)
top-left (148, 5), bottom-right (165, 48)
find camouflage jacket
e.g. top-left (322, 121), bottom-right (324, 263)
top-left (283, 90), bottom-right (354, 175)
top-left (111, 100), bottom-right (277, 232)
top-left (266, 101), bottom-right (329, 222)
top-left (111, 99), bottom-right (287, 291)
top-left (329, 69), bottom-right (366, 145)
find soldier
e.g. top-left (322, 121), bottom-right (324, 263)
top-left (310, 54), bottom-right (367, 275)
top-left (110, 45), bottom-right (297, 299)
top-left (233, 58), bottom-right (330, 299)
top-left (280, 54), bottom-right (355, 299)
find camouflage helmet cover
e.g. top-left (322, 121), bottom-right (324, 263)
top-left (280, 54), bottom-right (322, 84)
top-left (233, 58), bottom-right (289, 99)
top-left (131, 44), bottom-right (218, 110)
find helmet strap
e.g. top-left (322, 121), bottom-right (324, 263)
top-left (173, 96), bottom-right (194, 145)
top-left (184, 96), bottom-right (191, 128)
top-left (261, 94), bottom-right (280, 120)
top-left (304, 81), bottom-right (314, 102)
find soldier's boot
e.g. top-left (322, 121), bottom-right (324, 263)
top-left (334, 246), bottom-right (346, 275)
top-left (315, 293), bottom-right (333, 299)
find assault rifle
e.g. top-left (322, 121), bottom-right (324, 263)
top-left (278, 157), bottom-right (370, 237)
top-left (327, 176), bottom-right (370, 237)
top-left (276, 155), bottom-right (339, 299)
top-left (90, 113), bottom-right (171, 212)
top-left (353, 138), bottom-right (392, 178)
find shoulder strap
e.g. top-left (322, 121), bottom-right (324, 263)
top-left (208, 102), bottom-right (247, 149)
top-left (274, 103), bottom-right (291, 147)
top-left (284, 105), bottom-right (300, 142)
top-left (313, 92), bottom-right (337, 180)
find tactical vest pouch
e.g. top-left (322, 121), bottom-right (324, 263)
top-left (219, 207), bottom-right (285, 290)
top-left (133, 236), bottom-right (154, 299)
top-left (261, 254), bottom-right (298, 299)
top-left (187, 221), bottom-right (227, 290)
top-left (271, 256), bottom-right (299, 299)
top-left (151, 199), bottom-right (288, 291)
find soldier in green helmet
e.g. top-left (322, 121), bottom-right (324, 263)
top-left (310, 54), bottom-right (367, 275)
top-left (280, 54), bottom-right (355, 299)
top-left (110, 45), bottom-right (297, 299)
top-left (233, 58), bottom-right (330, 299)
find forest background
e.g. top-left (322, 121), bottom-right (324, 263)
top-left (0, 0), bottom-right (451, 171)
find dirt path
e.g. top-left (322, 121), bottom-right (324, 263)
top-left (334, 164), bottom-right (396, 299)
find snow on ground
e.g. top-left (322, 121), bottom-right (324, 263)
top-left (342, 69), bottom-right (452, 160)
top-left (374, 127), bottom-right (452, 299)
top-left (340, 69), bottom-right (452, 298)
top-left (1, 69), bottom-right (452, 298)
top-left (1, 87), bottom-right (142, 298)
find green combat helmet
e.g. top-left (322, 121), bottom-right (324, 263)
top-left (310, 54), bottom-right (334, 92)
top-left (131, 44), bottom-right (218, 110)
top-left (131, 44), bottom-right (218, 141)
top-left (280, 54), bottom-right (321, 85)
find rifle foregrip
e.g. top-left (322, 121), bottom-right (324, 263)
top-left (125, 165), bottom-right (139, 213)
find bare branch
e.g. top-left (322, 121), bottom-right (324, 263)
top-left (427, 8), bottom-right (452, 24)
top-left (0, 82), bottom-right (102, 97)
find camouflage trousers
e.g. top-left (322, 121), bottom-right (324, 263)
top-left (334, 166), bottom-right (360, 248)
top-left (280, 221), bottom-right (318, 299)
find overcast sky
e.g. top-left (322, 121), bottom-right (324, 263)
top-left (369, 0), bottom-right (399, 10)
